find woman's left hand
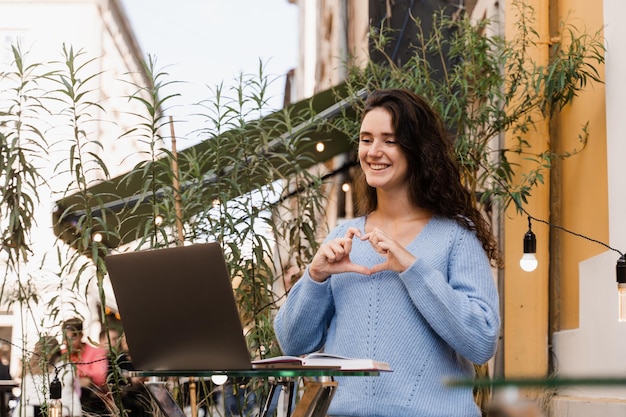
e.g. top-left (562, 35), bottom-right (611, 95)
top-left (361, 227), bottom-right (416, 274)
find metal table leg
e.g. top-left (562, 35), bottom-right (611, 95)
top-left (147, 377), bottom-right (336, 417)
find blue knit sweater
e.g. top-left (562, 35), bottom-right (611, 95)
top-left (274, 216), bottom-right (500, 417)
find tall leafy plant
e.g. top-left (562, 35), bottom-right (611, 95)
top-left (0, 43), bottom-right (59, 414)
top-left (0, 43), bottom-right (49, 279)
top-left (49, 44), bottom-right (133, 413)
top-left (81, 59), bottom-right (332, 413)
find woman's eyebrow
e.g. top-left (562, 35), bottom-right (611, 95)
top-left (359, 130), bottom-right (395, 137)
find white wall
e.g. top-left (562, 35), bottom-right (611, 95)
top-left (550, 0), bottom-right (626, 414)
top-left (295, 0), bottom-right (318, 99)
top-left (552, 252), bottom-right (626, 399)
top-left (604, 0), bottom-right (626, 252)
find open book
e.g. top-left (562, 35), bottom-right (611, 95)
top-left (252, 353), bottom-right (392, 371)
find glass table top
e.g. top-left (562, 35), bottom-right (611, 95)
top-left (130, 368), bottom-right (380, 378)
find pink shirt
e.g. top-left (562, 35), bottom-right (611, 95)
top-left (72, 343), bottom-right (108, 387)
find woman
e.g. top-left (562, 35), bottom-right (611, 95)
top-left (274, 89), bottom-right (501, 417)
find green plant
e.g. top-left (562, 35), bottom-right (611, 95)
top-left (55, 57), bottom-right (331, 413)
top-left (0, 43), bottom-right (63, 413)
top-left (0, 43), bottom-right (49, 278)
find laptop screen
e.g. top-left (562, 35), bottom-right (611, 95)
top-left (105, 243), bottom-right (252, 371)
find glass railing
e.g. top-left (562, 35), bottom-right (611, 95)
top-left (445, 375), bottom-right (626, 389)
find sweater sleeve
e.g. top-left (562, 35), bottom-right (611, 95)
top-left (273, 223), bottom-right (352, 356)
top-left (399, 225), bottom-right (500, 364)
top-left (273, 270), bottom-right (335, 355)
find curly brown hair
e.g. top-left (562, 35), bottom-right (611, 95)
top-left (354, 89), bottom-right (501, 266)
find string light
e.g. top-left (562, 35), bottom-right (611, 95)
top-left (519, 216), bottom-right (538, 272)
top-left (49, 374), bottom-right (62, 417)
top-left (519, 211), bottom-right (625, 319)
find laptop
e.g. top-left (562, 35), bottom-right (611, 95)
top-left (105, 242), bottom-right (253, 371)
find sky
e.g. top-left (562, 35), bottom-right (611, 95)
top-left (119, 0), bottom-right (299, 143)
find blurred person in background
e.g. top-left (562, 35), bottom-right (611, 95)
top-left (61, 318), bottom-right (108, 415)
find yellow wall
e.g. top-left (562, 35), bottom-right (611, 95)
top-left (502, 0), bottom-right (608, 376)
top-left (553, 0), bottom-right (608, 331)
top-left (503, 0), bottom-right (551, 377)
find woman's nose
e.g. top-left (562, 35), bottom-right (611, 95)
top-left (368, 141), bottom-right (383, 156)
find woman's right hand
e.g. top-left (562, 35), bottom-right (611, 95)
top-left (308, 227), bottom-right (371, 282)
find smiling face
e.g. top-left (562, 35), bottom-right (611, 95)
top-left (358, 107), bottom-right (409, 193)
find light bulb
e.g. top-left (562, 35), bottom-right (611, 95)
top-left (619, 284), bottom-right (626, 322)
top-left (211, 374), bottom-right (228, 385)
top-left (521, 217), bottom-right (537, 272)
top-left (617, 255), bottom-right (626, 321)
top-left (49, 398), bottom-right (62, 417)
top-left (519, 253), bottom-right (538, 272)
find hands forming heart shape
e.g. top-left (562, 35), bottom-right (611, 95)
top-left (308, 227), bottom-right (417, 282)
